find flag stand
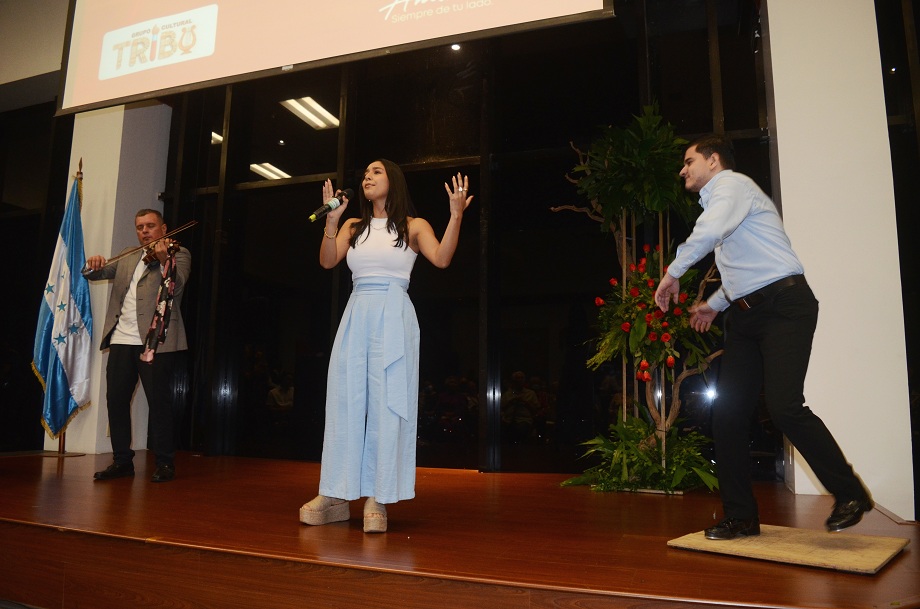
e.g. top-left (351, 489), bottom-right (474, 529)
top-left (40, 432), bottom-right (85, 458)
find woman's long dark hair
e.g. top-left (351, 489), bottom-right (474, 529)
top-left (349, 158), bottom-right (415, 249)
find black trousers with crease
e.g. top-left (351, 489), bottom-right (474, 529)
top-left (713, 282), bottom-right (865, 520)
top-left (105, 344), bottom-right (178, 467)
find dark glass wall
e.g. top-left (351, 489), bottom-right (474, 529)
top-left (874, 0), bottom-right (920, 516)
top-left (164, 0), bottom-right (781, 473)
top-left (0, 103), bottom-right (72, 452)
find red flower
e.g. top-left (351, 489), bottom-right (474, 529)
top-left (621, 322), bottom-right (631, 333)
top-left (655, 244), bottom-right (661, 251)
top-left (639, 360), bottom-right (650, 370)
top-left (645, 313), bottom-right (653, 324)
top-left (673, 307), bottom-right (682, 316)
top-left (666, 356), bottom-right (675, 368)
top-left (629, 263), bottom-right (637, 272)
top-left (654, 309), bottom-right (664, 319)
top-left (629, 287), bottom-right (640, 297)
top-left (637, 303), bottom-right (647, 310)
top-left (661, 321), bottom-right (669, 328)
top-left (679, 293), bottom-right (689, 303)
top-left (642, 371), bottom-right (652, 382)
top-left (638, 265), bottom-right (646, 274)
top-left (647, 279), bottom-right (656, 288)
top-left (594, 297), bottom-right (605, 307)
top-left (661, 332), bottom-right (671, 343)
top-left (648, 332), bottom-right (658, 342)
top-left (643, 244), bottom-right (651, 253)
top-left (609, 277), bottom-right (618, 287)
top-left (640, 257), bottom-right (647, 265)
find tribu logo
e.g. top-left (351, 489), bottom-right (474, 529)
top-left (99, 5), bottom-right (218, 80)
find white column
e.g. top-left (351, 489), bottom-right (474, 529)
top-left (45, 101), bottom-right (173, 457)
top-left (762, 0), bottom-right (914, 519)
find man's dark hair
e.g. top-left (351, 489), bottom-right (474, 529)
top-left (687, 134), bottom-right (736, 170)
top-left (135, 208), bottom-right (165, 222)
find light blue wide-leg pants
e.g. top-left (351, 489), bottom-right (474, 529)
top-left (318, 277), bottom-right (419, 504)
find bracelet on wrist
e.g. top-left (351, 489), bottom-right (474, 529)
top-left (323, 227), bottom-right (339, 239)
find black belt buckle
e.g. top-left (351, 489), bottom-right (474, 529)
top-left (733, 275), bottom-right (805, 312)
top-left (736, 294), bottom-right (761, 311)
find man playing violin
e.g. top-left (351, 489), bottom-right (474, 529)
top-left (83, 209), bottom-right (191, 483)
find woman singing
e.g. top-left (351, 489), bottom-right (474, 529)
top-left (300, 159), bottom-right (473, 533)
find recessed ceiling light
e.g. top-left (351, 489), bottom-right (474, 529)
top-left (451, 44), bottom-right (461, 51)
top-left (280, 97), bottom-right (339, 129)
top-left (250, 163), bottom-right (291, 180)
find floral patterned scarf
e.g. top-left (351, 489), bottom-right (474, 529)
top-left (140, 248), bottom-right (178, 363)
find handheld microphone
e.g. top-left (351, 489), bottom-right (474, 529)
top-left (309, 188), bottom-right (354, 223)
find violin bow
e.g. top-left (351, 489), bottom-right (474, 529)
top-left (103, 220), bottom-right (199, 267)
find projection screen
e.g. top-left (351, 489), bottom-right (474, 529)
top-left (60, 0), bottom-right (611, 114)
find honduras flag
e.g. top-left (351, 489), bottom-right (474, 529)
top-left (32, 174), bottom-right (94, 438)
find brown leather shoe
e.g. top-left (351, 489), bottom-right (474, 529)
top-left (705, 517), bottom-right (760, 540)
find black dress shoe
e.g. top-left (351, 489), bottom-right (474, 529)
top-left (151, 464), bottom-right (175, 483)
top-left (826, 498), bottom-right (874, 532)
top-left (94, 462), bottom-right (135, 480)
top-left (705, 517), bottom-right (761, 540)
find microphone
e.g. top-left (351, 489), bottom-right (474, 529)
top-left (309, 188), bottom-right (354, 223)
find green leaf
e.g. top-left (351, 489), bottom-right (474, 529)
top-left (629, 316), bottom-right (648, 354)
top-left (691, 467), bottom-right (720, 492)
top-left (561, 473), bottom-right (596, 487)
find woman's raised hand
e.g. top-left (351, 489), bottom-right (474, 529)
top-left (320, 178), bottom-right (350, 222)
top-left (445, 172), bottom-right (473, 216)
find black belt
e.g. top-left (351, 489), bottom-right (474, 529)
top-left (731, 275), bottom-right (807, 311)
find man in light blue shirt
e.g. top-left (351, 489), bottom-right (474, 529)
top-left (655, 134), bottom-right (872, 539)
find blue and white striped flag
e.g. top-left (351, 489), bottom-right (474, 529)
top-left (32, 173), bottom-right (94, 438)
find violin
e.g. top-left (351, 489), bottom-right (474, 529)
top-left (141, 239), bottom-right (182, 265)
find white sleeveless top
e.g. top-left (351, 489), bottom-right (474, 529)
top-left (347, 217), bottom-right (418, 280)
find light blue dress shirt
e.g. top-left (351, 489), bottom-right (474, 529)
top-left (666, 170), bottom-right (804, 311)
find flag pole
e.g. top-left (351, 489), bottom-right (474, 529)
top-left (55, 160), bottom-right (84, 458)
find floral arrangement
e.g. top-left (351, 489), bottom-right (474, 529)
top-left (588, 244), bottom-right (719, 380)
top-left (564, 244), bottom-right (723, 494)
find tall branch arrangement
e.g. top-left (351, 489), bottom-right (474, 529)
top-left (555, 105), bottom-right (723, 493)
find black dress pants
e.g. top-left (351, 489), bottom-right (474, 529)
top-left (713, 282), bottom-right (865, 520)
top-left (105, 344), bottom-right (178, 467)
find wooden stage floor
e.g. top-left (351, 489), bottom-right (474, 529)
top-left (0, 450), bottom-right (917, 609)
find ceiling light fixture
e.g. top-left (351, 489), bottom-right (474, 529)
top-left (211, 132), bottom-right (223, 144)
top-left (250, 163), bottom-right (291, 180)
top-left (280, 97), bottom-right (340, 129)
top-left (451, 44), bottom-right (461, 51)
